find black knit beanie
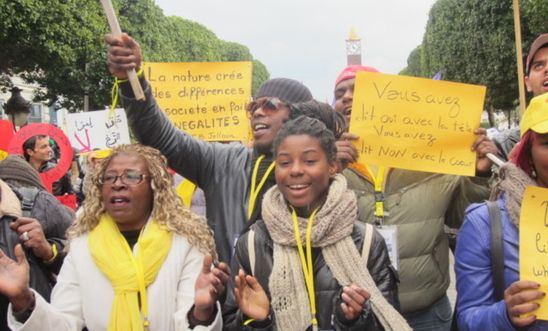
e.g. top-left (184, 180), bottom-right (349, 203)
top-left (255, 78), bottom-right (313, 104)
top-left (0, 155), bottom-right (46, 191)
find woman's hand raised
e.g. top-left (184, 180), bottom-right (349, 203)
top-left (234, 268), bottom-right (270, 321)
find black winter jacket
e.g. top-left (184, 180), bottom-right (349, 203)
top-left (223, 220), bottom-right (399, 331)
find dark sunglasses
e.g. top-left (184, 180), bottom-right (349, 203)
top-left (246, 97), bottom-right (286, 115)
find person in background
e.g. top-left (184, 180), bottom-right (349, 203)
top-left (0, 144), bottom-right (229, 331)
top-left (332, 65), bottom-right (497, 330)
top-left (455, 93), bottom-right (548, 331)
top-left (22, 135), bottom-right (73, 197)
top-left (494, 33), bottom-right (548, 161)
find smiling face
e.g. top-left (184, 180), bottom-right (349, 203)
top-left (526, 46), bottom-right (548, 97)
top-left (100, 153), bottom-right (153, 231)
top-left (249, 97), bottom-right (290, 155)
top-left (275, 134), bottom-right (336, 216)
top-left (333, 78), bottom-right (355, 124)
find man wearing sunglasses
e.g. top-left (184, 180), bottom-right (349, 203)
top-left (105, 33), bottom-right (313, 264)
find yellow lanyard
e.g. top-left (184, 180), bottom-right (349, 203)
top-left (366, 165), bottom-right (386, 221)
top-left (121, 230), bottom-right (150, 330)
top-left (247, 155), bottom-right (276, 219)
top-left (291, 207), bottom-right (319, 330)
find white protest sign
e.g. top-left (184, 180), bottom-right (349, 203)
top-left (61, 109), bottom-right (130, 152)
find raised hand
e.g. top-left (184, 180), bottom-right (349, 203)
top-left (472, 128), bottom-right (497, 176)
top-left (340, 284), bottom-right (371, 321)
top-left (105, 33), bottom-right (142, 80)
top-left (0, 244), bottom-right (33, 311)
top-left (233, 268), bottom-right (270, 321)
top-left (504, 280), bottom-right (544, 328)
top-left (10, 217), bottom-right (52, 261)
top-left (193, 255), bottom-right (230, 322)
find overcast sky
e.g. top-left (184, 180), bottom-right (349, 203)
top-left (154, 0), bottom-right (436, 102)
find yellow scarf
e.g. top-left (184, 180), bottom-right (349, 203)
top-left (89, 214), bottom-right (173, 331)
top-left (176, 179), bottom-right (197, 207)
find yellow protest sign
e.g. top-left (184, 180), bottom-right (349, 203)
top-left (520, 186), bottom-right (548, 320)
top-left (143, 62), bottom-right (252, 142)
top-left (349, 72), bottom-right (486, 176)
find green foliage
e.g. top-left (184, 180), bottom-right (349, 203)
top-left (0, 0), bottom-right (269, 111)
top-left (410, 0), bottom-right (547, 118)
top-left (0, 0), bottom-right (107, 109)
top-left (399, 45), bottom-right (424, 77)
top-left (252, 60), bottom-right (270, 96)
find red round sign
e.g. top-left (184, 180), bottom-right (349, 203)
top-left (8, 123), bottom-right (73, 193)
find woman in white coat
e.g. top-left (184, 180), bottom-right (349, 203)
top-left (0, 144), bottom-right (229, 331)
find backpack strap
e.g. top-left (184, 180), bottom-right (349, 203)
top-left (487, 200), bottom-right (505, 301)
top-left (12, 186), bottom-right (39, 218)
top-left (361, 223), bottom-right (374, 266)
top-left (247, 228), bottom-right (256, 276)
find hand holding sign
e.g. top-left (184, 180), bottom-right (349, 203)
top-left (100, 0), bottom-right (144, 100)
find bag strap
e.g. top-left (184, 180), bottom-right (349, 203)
top-left (247, 228), bottom-right (256, 275)
top-left (487, 200), bottom-right (505, 301)
top-left (12, 186), bottom-right (39, 217)
top-left (361, 223), bottom-right (374, 265)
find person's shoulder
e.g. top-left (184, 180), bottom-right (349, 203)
top-left (463, 200), bottom-right (493, 228)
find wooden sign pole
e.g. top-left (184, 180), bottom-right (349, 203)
top-left (100, 0), bottom-right (145, 101)
top-left (512, 0), bottom-right (526, 113)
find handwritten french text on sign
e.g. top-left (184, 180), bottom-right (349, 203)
top-left (519, 186), bottom-right (548, 320)
top-left (63, 109), bottom-right (130, 152)
top-left (143, 62), bottom-right (252, 142)
top-left (349, 72), bottom-right (486, 176)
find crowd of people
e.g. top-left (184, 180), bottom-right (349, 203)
top-left (0, 31), bottom-right (545, 331)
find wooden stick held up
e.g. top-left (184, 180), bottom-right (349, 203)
top-left (512, 0), bottom-right (526, 113)
top-left (100, 0), bottom-right (145, 101)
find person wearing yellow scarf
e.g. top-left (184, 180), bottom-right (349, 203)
top-left (0, 144), bottom-right (228, 331)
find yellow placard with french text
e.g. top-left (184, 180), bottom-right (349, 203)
top-left (519, 186), bottom-right (548, 320)
top-left (349, 72), bottom-right (486, 176)
top-left (143, 62), bottom-right (252, 142)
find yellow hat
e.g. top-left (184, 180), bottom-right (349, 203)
top-left (520, 93), bottom-right (548, 138)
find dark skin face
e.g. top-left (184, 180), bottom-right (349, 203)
top-left (101, 153), bottom-right (153, 231)
top-left (275, 134), bottom-right (337, 217)
top-left (250, 97), bottom-right (290, 155)
top-left (333, 78), bottom-right (356, 125)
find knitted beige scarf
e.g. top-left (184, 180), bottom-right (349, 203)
top-left (490, 163), bottom-right (536, 226)
top-left (262, 174), bottom-right (410, 331)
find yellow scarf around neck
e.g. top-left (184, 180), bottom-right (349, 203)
top-left (89, 213), bottom-right (173, 331)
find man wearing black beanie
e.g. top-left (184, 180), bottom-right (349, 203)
top-left (105, 34), bottom-right (313, 264)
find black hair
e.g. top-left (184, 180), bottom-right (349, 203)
top-left (273, 116), bottom-right (337, 162)
top-left (22, 135), bottom-right (48, 161)
top-left (288, 99), bottom-right (347, 140)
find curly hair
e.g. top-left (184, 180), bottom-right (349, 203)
top-left (66, 144), bottom-right (217, 260)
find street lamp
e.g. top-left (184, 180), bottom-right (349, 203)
top-left (5, 87), bottom-right (30, 132)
